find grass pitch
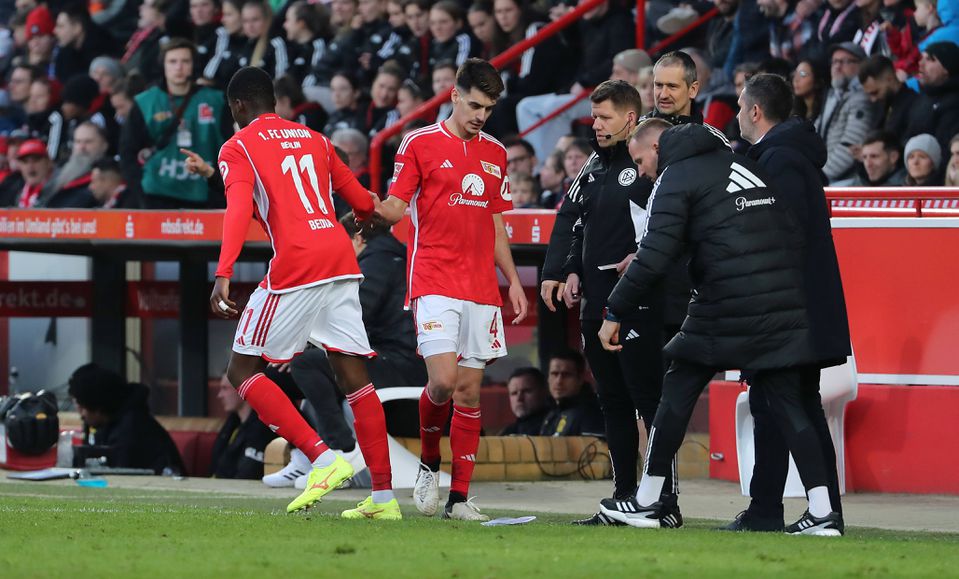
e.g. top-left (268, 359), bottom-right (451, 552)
top-left (1, 482), bottom-right (957, 578)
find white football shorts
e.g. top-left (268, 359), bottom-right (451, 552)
top-left (412, 294), bottom-right (507, 369)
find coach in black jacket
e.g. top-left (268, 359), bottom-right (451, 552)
top-left (730, 74), bottom-right (851, 531)
top-left (596, 121), bottom-right (844, 535)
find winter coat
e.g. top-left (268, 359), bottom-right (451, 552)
top-left (607, 123), bottom-right (818, 370)
top-left (919, 0), bottom-right (959, 50)
top-left (746, 118), bottom-right (851, 368)
top-left (815, 80), bottom-right (877, 182)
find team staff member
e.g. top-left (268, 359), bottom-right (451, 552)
top-left (728, 73), bottom-right (850, 533)
top-left (598, 119), bottom-right (843, 536)
top-left (555, 80), bottom-right (678, 527)
top-left (374, 58), bottom-right (528, 522)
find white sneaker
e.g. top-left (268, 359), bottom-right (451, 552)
top-left (443, 497), bottom-right (490, 522)
top-left (413, 463), bottom-right (440, 516)
top-left (262, 448), bottom-right (311, 488)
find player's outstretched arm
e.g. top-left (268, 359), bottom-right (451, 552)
top-left (492, 213), bottom-right (528, 324)
top-left (375, 195), bottom-right (409, 225)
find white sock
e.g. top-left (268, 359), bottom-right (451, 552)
top-left (634, 474), bottom-right (666, 507)
top-left (807, 486), bottom-right (832, 518)
top-left (372, 490), bottom-right (395, 503)
top-left (289, 448), bottom-right (310, 470)
top-left (311, 449), bottom-right (337, 469)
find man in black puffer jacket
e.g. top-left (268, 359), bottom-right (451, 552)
top-left (596, 120), bottom-right (844, 536)
top-left (729, 73), bottom-right (852, 533)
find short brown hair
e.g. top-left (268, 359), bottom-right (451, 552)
top-left (160, 38), bottom-right (197, 66)
top-left (590, 79), bottom-right (642, 115)
top-left (455, 58), bottom-right (504, 100)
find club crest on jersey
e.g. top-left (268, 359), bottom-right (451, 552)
top-left (218, 161), bottom-right (229, 180)
top-left (421, 321), bottom-right (444, 332)
top-left (462, 173), bottom-right (485, 196)
top-left (393, 162), bottom-right (404, 181)
top-left (481, 161), bottom-right (501, 178)
top-left (618, 168), bottom-right (637, 186)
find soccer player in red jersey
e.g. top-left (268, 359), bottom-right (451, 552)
top-left (375, 58), bottom-right (529, 521)
top-left (211, 67), bottom-right (399, 520)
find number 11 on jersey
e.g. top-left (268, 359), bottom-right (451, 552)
top-left (281, 153), bottom-right (329, 215)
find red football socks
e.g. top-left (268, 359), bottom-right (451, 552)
top-left (419, 387), bottom-right (451, 468)
top-left (346, 383), bottom-right (392, 491)
top-left (450, 405), bottom-right (481, 497)
top-left (237, 373), bottom-right (329, 462)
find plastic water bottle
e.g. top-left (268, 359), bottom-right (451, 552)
top-left (56, 430), bottom-right (76, 467)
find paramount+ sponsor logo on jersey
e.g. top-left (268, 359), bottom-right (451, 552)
top-left (448, 173), bottom-right (489, 208)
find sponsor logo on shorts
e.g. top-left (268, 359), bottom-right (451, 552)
top-left (421, 321), bottom-right (444, 332)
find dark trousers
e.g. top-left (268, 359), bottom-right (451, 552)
top-left (748, 366), bottom-right (843, 519)
top-left (582, 317), bottom-right (673, 499)
top-left (646, 361), bottom-right (836, 510)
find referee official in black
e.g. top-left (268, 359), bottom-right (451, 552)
top-left (725, 73), bottom-right (850, 533)
top-left (548, 79), bottom-right (681, 527)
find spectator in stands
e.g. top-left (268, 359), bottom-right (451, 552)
top-left (68, 363), bottom-right (185, 475)
top-left (331, 0), bottom-right (360, 32)
top-left (538, 149), bottom-right (566, 208)
top-left (501, 367), bottom-right (550, 436)
top-left (947, 133), bottom-right (959, 186)
top-left (237, 1), bottom-right (288, 79)
top-left (0, 137), bottom-right (10, 185)
top-left (375, 0), bottom-right (412, 73)
top-left (24, 76), bottom-right (59, 142)
top-left (7, 139), bottom-right (51, 208)
top-left (25, 5), bottom-right (56, 69)
top-left (284, 1), bottom-right (333, 86)
top-left (309, 0), bottom-right (374, 86)
top-left (89, 57), bottom-right (123, 96)
top-left (917, 0), bottom-right (959, 50)
top-left (397, 0), bottom-right (432, 87)
top-left (859, 55), bottom-right (919, 145)
top-left (202, 0), bottom-right (245, 89)
top-left (210, 372), bottom-right (277, 479)
top-left (636, 66), bottom-right (655, 115)
top-left (912, 42), bottom-right (959, 155)
top-left (815, 42), bottom-right (876, 183)
top-left (274, 74), bottom-right (327, 132)
top-left (89, 158), bottom-right (134, 208)
top-left (838, 130), bottom-right (906, 185)
top-left (40, 121), bottom-right (108, 208)
top-left (759, 0), bottom-right (816, 63)
top-left (904, 133), bottom-right (944, 185)
top-left (365, 63), bottom-right (404, 135)
top-left (510, 172), bottom-right (540, 208)
top-left (723, 0), bottom-right (770, 80)
top-left (324, 70), bottom-right (364, 135)
top-left (562, 137), bottom-right (591, 187)
top-left (504, 136), bottom-right (537, 179)
top-left (331, 128), bottom-right (371, 187)
top-left (540, 351), bottom-right (604, 437)
top-left (431, 59), bottom-right (456, 121)
top-left (852, 0), bottom-right (889, 57)
top-left (707, 0), bottom-right (739, 76)
top-left (6, 64), bottom-right (39, 113)
top-left (791, 58), bottom-right (826, 120)
top-left (48, 74), bottom-right (113, 165)
top-left (428, 1), bottom-right (479, 71)
top-left (92, 0), bottom-right (142, 44)
top-left (487, 0), bottom-right (574, 134)
top-left (684, 48), bottom-right (737, 130)
top-left (109, 73), bottom-right (145, 126)
top-left (189, 0), bottom-right (222, 74)
top-left (467, 1), bottom-right (495, 59)
top-left (396, 78), bottom-right (425, 119)
top-left (121, 0), bottom-right (170, 83)
top-left (811, 0), bottom-right (862, 65)
top-left (53, 4), bottom-right (116, 82)
top-left (734, 63), bottom-right (759, 98)
top-left (886, 0), bottom-right (934, 78)
top-left (120, 39), bottom-right (228, 209)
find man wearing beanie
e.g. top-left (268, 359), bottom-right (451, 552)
top-left (904, 133), bottom-right (944, 186)
top-left (911, 42), bottom-right (959, 155)
top-left (48, 75), bottom-right (118, 165)
top-left (25, 5), bottom-right (56, 69)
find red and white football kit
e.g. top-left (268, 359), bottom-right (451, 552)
top-left (389, 121), bottom-right (513, 367)
top-left (217, 113), bottom-right (375, 362)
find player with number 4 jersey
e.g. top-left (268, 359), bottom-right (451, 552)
top-left (212, 67), bottom-right (399, 521)
top-left (375, 59), bottom-right (529, 521)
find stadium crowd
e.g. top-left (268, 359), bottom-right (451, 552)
top-left (0, 0), bottom-right (957, 209)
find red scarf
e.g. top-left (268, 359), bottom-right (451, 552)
top-left (18, 183), bottom-right (43, 208)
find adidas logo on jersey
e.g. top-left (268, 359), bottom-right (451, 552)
top-left (440, 159), bottom-right (454, 169)
top-left (624, 330), bottom-right (640, 341)
top-left (726, 162), bottom-right (767, 193)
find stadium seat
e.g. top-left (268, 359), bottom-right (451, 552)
top-left (340, 387), bottom-right (452, 489)
top-left (735, 350), bottom-right (858, 497)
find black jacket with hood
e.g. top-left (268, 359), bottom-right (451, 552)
top-left (607, 123), bottom-right (819, 370)
top-left (746, 118), bottom-right (851, 368)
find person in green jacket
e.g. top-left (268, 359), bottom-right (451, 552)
top-left (119, 38), bottom-right (232, 208)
